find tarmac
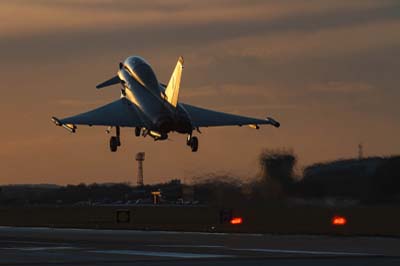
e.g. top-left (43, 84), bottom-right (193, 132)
top-left (0, 226), bottom-right (399, 266)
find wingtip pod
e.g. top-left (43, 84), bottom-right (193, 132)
top-left (51, 116), bottom-right (76, 133)
top-left (51, 116), bottom-right (61, 126)
top-left (267, 117), bottom-right (280, 128)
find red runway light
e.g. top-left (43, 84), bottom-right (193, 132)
top-left (230, 217), bottom-right (243, 225)
top-left (332, 216), bottom-right (347, 226)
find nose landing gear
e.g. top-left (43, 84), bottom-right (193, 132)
top-left (187, 134), bottom-right (199, 152)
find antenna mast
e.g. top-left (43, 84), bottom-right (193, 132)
top-left (135, 152), bottom-right (145, 186)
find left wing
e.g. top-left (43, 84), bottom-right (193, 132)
top-left (52, 98), bottom-right (145, 132)
top-left (181, 103), bottom-right (280, 128)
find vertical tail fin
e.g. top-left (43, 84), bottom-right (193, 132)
top-left (165, 56), bottom-right (184, 107)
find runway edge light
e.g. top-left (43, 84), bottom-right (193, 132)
top-left (332, 215), bottom-right (347, 226)
top-left (230, 217), bottom-right (243, 225)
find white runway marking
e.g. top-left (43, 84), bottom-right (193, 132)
top-left (232, 248), bottom-right (380, 256)
top-left (0, 240), bottom-right (68, 245)
top-left (149, 244), bottom-right (225, 248)
top-left (4, 246), bottom-right (78, 251)
top-left (0, 226), bottom-right (263, 237)
top-left (148, 245), bottom-right (380, 257)
top-left (91, 250), bottom-right (233, 258)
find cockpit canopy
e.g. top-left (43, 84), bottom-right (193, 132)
top-left (123, 56), bottom-right (160, 93)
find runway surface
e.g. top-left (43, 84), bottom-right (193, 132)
top-left (0, 226), bottom-right (399, 266)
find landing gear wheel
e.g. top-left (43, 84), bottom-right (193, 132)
top-left (110, 136), bottom-right (118, 152)
top-left (135, 127), bottom-right (141, 137)
top-left (190, 136), bottom-right (198, 152)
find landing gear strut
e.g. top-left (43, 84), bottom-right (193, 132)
top-left (135, 127), bottom-right (141, 137)
top-left (187, 134), bottom-right (199, 152)
top-left (109, 126), bottom-right (121, 152)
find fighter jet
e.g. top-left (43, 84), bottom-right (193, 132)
top-left (52, 56), bottom-right (280, 152)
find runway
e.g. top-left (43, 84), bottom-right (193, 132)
top-left (0, 227), bottom-right (399, 266)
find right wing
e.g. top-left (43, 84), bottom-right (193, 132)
top-left (181, 103), bottom-right (280, 128)
top-left (52, 98), bottom-right (145, 131)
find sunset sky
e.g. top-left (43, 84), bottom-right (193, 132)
top-left (1, 0), bottom-right (399, 185)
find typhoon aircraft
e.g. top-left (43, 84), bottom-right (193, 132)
top-left (52, 56), bottom-right (280, 152)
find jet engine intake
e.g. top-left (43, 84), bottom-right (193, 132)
top-left (155, 116), bottom-right (174, 133)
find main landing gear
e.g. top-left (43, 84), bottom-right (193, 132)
top-left (135, 127), bottom-right (141, 137)
top-left (187, 134), bottom-right (199, 152)
top-left (109, 126), bottom-right (121, 152)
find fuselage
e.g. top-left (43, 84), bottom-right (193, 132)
top-left (117, 56), bottom-right (192, 139)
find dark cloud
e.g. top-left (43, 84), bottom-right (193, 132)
top-left (1, 0), bottom-right (399, 64)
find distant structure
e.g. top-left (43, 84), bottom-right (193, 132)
top-left (151, 190), bottom-right (161, 204)
top-left (135, 152), bottom-right (145, 186)
top-left (358, 143), bottom-right (364, 160)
